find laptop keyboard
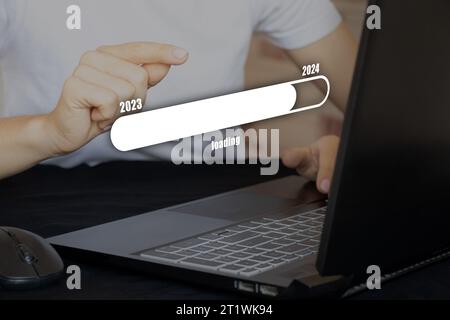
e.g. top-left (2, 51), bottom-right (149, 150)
top-left (139, 207), bottom-right (326, 277)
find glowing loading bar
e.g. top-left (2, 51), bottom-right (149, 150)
top-left (111, 75), bottom-right (330, 151)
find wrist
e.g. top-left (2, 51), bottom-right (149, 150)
top-left (27, 114), bottom-right (63, 159)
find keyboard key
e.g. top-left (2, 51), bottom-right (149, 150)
top-left (226, 225), bottom-right (248, 232)
top-left (178, 249), bottom-right (200, 256)
top-left (243, 248), bottom-right (265, 255)
top-left (262, 251), bottom-right (285, 259)
top-left (220, 264), bottom-right (245, 272)
top-left (257, 242), bottom-right (282, 250)
top-left (180, 257), bottom-right (224, 268)
top-left (279, 227), bottom-right (299, 235)
top-left (220, 231), bottom-right (259, 244)
top-left (251, 255), bottom-right (271, 262)
top-left (278, 243), bottom-right (309, 254)
top-left (273, 239), bottom-right (295, 246)
top-left (239, 236), bottom-right (272, 247)
top-left (266, 223), bottom-right (286, 230)
top-left (172, 238), bottom-right (206, 249)
top-left (191, 245), bottom-right (215, 252)
top-left (155, 246), bottom-right (180, 253)
top-left (196, 253), bottom-right (220, 260)
top-left (253, 227), bottom-right (273, 233)
top-left (283, 254), bottom-right (298, 261)
top-left (290, 216), bottom-right (311, 223)
top-left (236, 260), bottom-right (259, 267)
top-left (300, 239), bottom-right (320, 246)
top-left (198, 234), bottom-right (223, 241)
top-left (269, 258), bottom-right (286, 266)
top-left (229, 252), bottom-right (252, 259)
top-left (141, 251), bottom-right (184, 261)
top-left (216, 256), bottom-right (238, 264)
top-left (224, 245), bottom-right (246, 251)
top-left (296, 219), bottom-right (312, 225)
top-left (301, 220), bottom-right (320, 227)
top-left (211, 249), bottom-right (233, 256)
top-left (252, 217), bottom-right (276, 225)
top-left (285, 234), bottom-right (308, 242)
top-left (206, 241), bottom-right (226, 248)
top-left (256, 263), bottom-right (272, 270)
top-left (264, 232), bottom-right (285, 239)
top-left (278, 219), bottom-right (299, 226)
top-left (295, 225), bottom-right (311, 232)
top-left (302, 212), bottom-right (322, 219)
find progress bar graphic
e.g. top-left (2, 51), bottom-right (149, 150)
top-left (111, 75), bottom-right (330, 151)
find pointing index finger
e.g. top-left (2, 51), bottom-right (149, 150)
top-left (97, 42), bottom-right (189, 65)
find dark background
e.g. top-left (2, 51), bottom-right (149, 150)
top-left (1, 162), bottom-right (450, 300)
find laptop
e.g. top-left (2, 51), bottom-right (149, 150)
top-left (49, 0), bottom-right (450, 298)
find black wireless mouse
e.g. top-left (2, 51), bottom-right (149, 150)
top-left (0, 227), bottom-right (64, 290)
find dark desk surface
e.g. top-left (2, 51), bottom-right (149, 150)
top-left (1, 162), bottom-right (450, 300)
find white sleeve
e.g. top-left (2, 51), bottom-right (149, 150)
top-left (0, 1), bottom-right (20, 56)
top-left (0, 4), bottom-right (9, 53)
top-left (252, 0), bottom-right (342, 49)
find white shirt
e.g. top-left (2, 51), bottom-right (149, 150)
top-left (0, 0), bottom-right (341, 167)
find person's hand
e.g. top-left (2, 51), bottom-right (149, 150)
top-left (281, 135), bottom-right (340, 194)
top-left (45, 42), bottom-right (189, 155)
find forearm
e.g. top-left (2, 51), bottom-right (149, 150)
top-left (0, 115), bottom-right (56, 179)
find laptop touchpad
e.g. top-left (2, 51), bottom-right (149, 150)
top-left (171, 192), bottom-right (300, 221)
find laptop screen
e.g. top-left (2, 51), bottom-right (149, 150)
top-left (318, 0), bottom-right (450, 279)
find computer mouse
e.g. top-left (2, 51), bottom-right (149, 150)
top-left (0, 226), bottom-right (64, 290)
